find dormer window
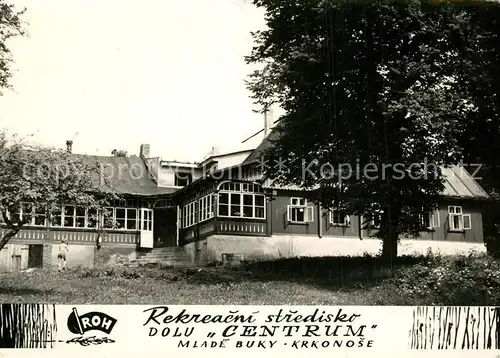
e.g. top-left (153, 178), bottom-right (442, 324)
top-left (175, 172), bottom-right (192, 187)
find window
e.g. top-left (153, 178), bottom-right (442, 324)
top-left (115, 208), bottom-right (126, 229)
top-left (287, 197), bottom-right (314, 223)
top-left (51, 206), bottom-right (62, 227)
top-left (175, 171), bottom-right (193, 187)
top-left (33, 205), bottom-right (46, 227)
top-left (112, 207), bottom-right (138, 230)
top-left (87, 208), bottom-right (98, 229)
top-left (370, 210), bottom-right (383, 229)
top-left (75, 207), bottom-right (86, 228)
top-left (182, 201), bottom-right (197, 228)
top-left (126, 208), bottom-right (138, 230)
top-left (199, 194), bottom-right (214, 222)
top-left (20, 203), bottom-right (33, 224)
top-left (217, 182), bottom-right (266, 219)
top-left (63, 206), bottom-right (76, 227)
top-left (141, 208), bottom-right (153, 231)
top-left (60, 205), bottom-right (97, 229)
top-left (11, 202), bottom-right (143, 231)
top-left (421, 209), bottom-right (440, 229)
top-left (330, 209), bottom-right (351, 226)
top-left (448, 206), bottom-right (471, 231)
top-left (103, 207), bottom-right (115, 229)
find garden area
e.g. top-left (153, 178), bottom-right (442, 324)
top-left (1, 253), bottom-right (499, 305)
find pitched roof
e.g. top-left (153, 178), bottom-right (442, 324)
top-left (242, 127), bottom-right (280, 165)
top-left (74, 155), bottom-right (176, 196)
top-left (441, 165), bottom-right (489, 199)
top-left (243, 128), bottom-right (489, 199)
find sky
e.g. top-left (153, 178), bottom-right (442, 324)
top-left (0, 0), bottom-right (274, 162)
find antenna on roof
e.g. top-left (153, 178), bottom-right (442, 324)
top-left (241, 117), bottom-right (283, 144)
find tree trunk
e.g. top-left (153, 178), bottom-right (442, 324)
top-left (380, 205), bottom-right (400, 263)
top-left (381, 230), bottom-right (399, 263)
top-left (0, 229), bottom-right (20, 252)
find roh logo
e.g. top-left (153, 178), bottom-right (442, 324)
top-left (67, 307), bottom-right (117, 335)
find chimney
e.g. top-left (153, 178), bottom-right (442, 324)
top-left (264, 108), bottom-right (274, 137)
top-left (211, 146), bottom-right (220, 155)
top-left (66, 140), bottom-right (73, 153)
top-left (140, 144), bottom-right (150, 159)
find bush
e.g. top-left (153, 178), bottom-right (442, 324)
top-left (484, 235), bottom-right (500, 258)
top-left (394, 253), bottom-right (500, 305)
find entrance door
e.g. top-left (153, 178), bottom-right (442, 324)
top-left (153, 207), bottom-right (177, 247)
top-left (28, 245), bottom-right (43, 268)
top-left (139, 208), bottom-right (154, 248)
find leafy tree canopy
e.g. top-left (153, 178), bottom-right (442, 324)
top-left (0, 1), bottom-right (25, 94)
top-left (246, 0), bottom-right (500, 260)
top-left (0, 131), bottom-right (118, 250)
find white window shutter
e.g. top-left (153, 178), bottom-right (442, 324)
top-left (287, 205), bottom-right (292, 222)
top-left (463, 214), bottom-right (471, 230)
top-left (306, 206), bottom-right (314, 222)
top-left (345, 215), bottom-right (351, 226)
top-left (329, 211), bottom-right (333, 224)
top-left (432, 211), bottom-right (440, 228)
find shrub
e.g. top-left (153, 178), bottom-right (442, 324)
top-left (394, 253), bottom-right (500, 305)
top-left (484, 235), bottom-right (500, 258)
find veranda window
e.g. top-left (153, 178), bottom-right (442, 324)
top-left (217, 182), bottom-right (265, 219)
top-left (182, 201), bottom-right (197, 228)
top-left (10, 203), bottom-right (143, 230)
top-left (198, 194), bottom-right (214, 222)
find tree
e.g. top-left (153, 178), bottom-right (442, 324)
top-left (449, 4), bottom-right (500, 256)
top-left (246, 0), bottom-right (487, 261)
top-left (0, 1), bottom-right (25, 94)
top-left (0, 130), bottom-right (118, 251)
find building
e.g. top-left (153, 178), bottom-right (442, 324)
top-left (0, 126), bottom-right (489, 271)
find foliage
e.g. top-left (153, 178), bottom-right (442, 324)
top-left (0, 130), bottom-right (118, 250)
top-left (451, 5), bottom-right (500, 256)
top-left (394, 252), bottom-right (500, 305)
top-left (245, 0), bottom-right (500, 260)
top-left (0, 0), bottom-right (25, 94)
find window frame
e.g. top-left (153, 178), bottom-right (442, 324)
top-left (217, 182), bottom-right (266, 220)
top-left (198, 194), bottom-right (214, 223)
top-left (420, 209), bottom-right (440, 230)
top-left (448, 205), bottom-right (471, 231)
top-left (329, 208), bottom-right (351, 227)
top-left (182, 201), bottom-right (197, 228)
top-left (287, 197), bottom-right (314, 224)
top-left (370, 210), bottom-right (383, 229)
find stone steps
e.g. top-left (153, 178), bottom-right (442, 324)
top-left (130, 247), bottom-right (193, 267)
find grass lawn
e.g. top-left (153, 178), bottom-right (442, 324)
top-left (1, 254), bottom-right (498, 305)
top-left (0, 256), bottom-right (420, 305)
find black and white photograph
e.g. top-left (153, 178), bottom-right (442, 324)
top-left (0, 0), bottom-right (500, 310)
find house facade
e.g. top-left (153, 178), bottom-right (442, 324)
top-left (0, 135), bottom-right (489, 271)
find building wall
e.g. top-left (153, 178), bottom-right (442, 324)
top-left (0, 241), bottom-right (138, 272)
top-left (270, 192), bottom-right (484, 244)
top-left (0, 226), bottom-right (139, 272)
top-left (209, 152), bottom-right (253, 171)
top-left (157, 166), bottom-right (176, 187)
top-left (268, 194), bottom-right (319, 236)
top-left (157, 165), bottom-right (203, 188)
top-left (194, 234), bottom-right (487, 264)
top-left (0, 244), bottom-right (29, 272)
